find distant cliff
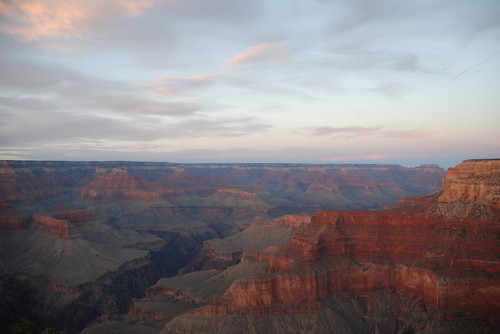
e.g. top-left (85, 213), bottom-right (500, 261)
top-left (183, 162), bottom-right (445, 210)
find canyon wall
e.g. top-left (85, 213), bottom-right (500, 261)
top-left (438, 159), bottom-right (500, 207)
top-left (0, 160), bottom-right (447, 333)
top-left (161, 159), bottom-right (500, 334)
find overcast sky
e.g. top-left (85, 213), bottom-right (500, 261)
top-left (1, 0), bottom-right (499, 167)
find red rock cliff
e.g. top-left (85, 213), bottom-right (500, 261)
top-left (438, 159), bottom-right (500, 208)
top-left (162, 159), bottom-right (500, 333)
top-left (33, 215), bottom-right (80, 238)
top-left (80, 169), bottom-right (160, 200)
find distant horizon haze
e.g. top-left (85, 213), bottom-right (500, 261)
top-left (4, 157), bottom-right (499, 169)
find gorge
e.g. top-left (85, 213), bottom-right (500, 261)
top-left (1, 160), bottom-right (498, 333)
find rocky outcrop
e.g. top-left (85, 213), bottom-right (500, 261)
top-left (146, 285), bottom-right (199, 304)
top-left (184, 215), bottom-right (310, 272)
top-left (438, 159), bottom-right (500, 208)
top-left (253, 214), bottom-right (310, 228)
top-left (129, 302), bottom-right (163, 320)
top-left (202, 188), bottom-right (269, 210)
top-left (161, 160), bottom-right (500, 334)
top-left (212, 188), bottom-right (259, 199)
top-left (32, 215), bottom-right (76, 238)
top-left (80, 170), bottom-right (160, 201)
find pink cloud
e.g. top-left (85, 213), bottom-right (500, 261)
top-left (226, 42), bottom-right (284, 65)
top-left (309, 125), bottom-right (444, 141)
top-left (155, 72), bottom-right (228, 97)
top-left (156, 72), bottom-right (227, 82)
top-left (0, 0), bottom-right (162, 41)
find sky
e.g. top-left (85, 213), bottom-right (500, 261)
top-left (0, 0), bottom-right (499, 168)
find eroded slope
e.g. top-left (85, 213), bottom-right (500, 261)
top-left (160, 159), bottom-right (500, 334)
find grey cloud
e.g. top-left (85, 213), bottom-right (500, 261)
top-left (456, 2), bottom-right (500, 47)
top-left (156, 0), bottom-right (259, 25)
top-left (172, 117), bottom-right (271, 138)
top-left (389, 54), bottom-right (428, 73)
top-left (0, 54), bottom-right (123, 96)
top-left (224, 72), bottom-right (324, 103)
top-left (0, 54), bottom-right (79, 92)
top-left (79, 0), bottom-right (263, 68)
top-left (311, 126), bottom-right (379, 137)
top-left (329, 0), bottom-right (403, 33)
top-left (64, 90), bottom-right (202, 116)
top-left (310, 126), bottom-right (441, 140)
top-left (0, 54), bottom-right (202, 117)
top-left (162, 78), bottom-right (214, 92)
top-left (366, 82), bottom-right (411, 98)
top-left (1, 107), bottom-right (270, 147)
top-left (0, 147), bottom-right (297, 163)
top-left (155, 75), bottom-right (222, 97)
top-left (1, 112), bottom-right (137, 145)
top-left (326, 0), bottom-right (480, 37)
top-left (0, 96), bottom-right (62, 112)
top-left (319, 44), bottom-right (434, 75)
top-left (293, 1), bottom-right (497, 77)
top-left (0, 0), bottom-right (257, 71)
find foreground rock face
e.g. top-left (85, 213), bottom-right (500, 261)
top-left (161, 159), bottom-right (500, 334)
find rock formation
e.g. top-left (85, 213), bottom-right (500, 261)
top-left (184, 163), bottom-right (445, 210)
top-left (438, 159), bottom-right (499, 208)
top-left (185, 215), bottom-right (310, 272)
top-left (160, 159), bottom-right (500, 334)
top-left (0, 160), bottom-right (446, 333)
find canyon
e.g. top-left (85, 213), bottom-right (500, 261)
top-left (156, 159), bottom-right (499, 334)
top-left (3, 160), bottom-right (495, 333)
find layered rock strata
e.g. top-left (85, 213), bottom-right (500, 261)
top-left (185, 215), bottom-right (310, 271)
top-left (438, 159), bottom-right (500, 208)
top-left (0, 160), bottom-right (447, 333)
top-left (161, 159), bottom-right (500, 334)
